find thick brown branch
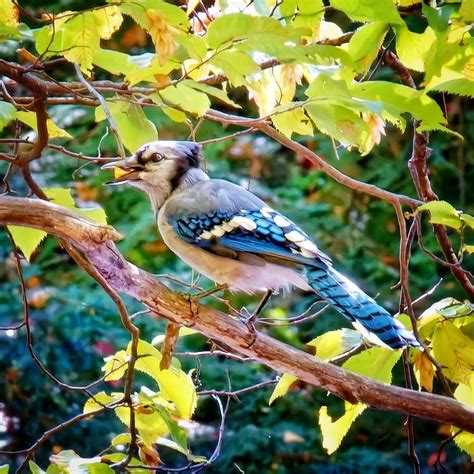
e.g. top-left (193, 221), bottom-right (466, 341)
top-left (1, 196), bottom-right (473, 433)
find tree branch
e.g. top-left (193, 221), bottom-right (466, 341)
top-left (1, 196), bottom-right (473, 433)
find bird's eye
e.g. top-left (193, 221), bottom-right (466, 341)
top-left (150, 152), bottom-right (164, 163)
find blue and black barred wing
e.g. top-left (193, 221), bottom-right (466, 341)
top-left (171, 205), bottom-right (331, 268)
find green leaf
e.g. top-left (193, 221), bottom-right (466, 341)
top-left (182, 80), bottom-right (241, 109)
top-left (452, 372), bottom-right (474, 458)
top-left (206, 13), bottom-right (288, 48)
top-left (347, 22), bottom-right (389, 73)
top-left (156, 438), bottom-right (207, 463)
top-left (305, 102), bottom-right (373, 154)
top-left (307, 329), bottom-right (363, 361)
top-left (210, 50), bottom-right (260, 87)
top-left (351, 81), bottom-right (452, 134)
top-left (16, 111), bottom-right (71, 138)
top-left (329, 0), bottom-right (403, 24)
top-left (115, 404), bottom-right (169, 445)
top-left (95, 100), bottom-right (158, 153)
top-left (0, 101), bottom-right (16, 131)
top-left (271, 106), bottom-right (313, 138)
top-left (418, 201), bottom-right (462, 230)
top-left (0, 465), bottom-right (9, 474)
top-left (460, 0), bottom-right (474, 22)
top-left (28, 462), bottom-right (45, 474)
top-left (111, 433), bottom-right (131, 447)
top-left (158, 83), bottom-right (211, 117)
top-left (49, 450), bottom-right (114, 473)
top-left (129, 339), bottom-right (197, 419)
top-left (395, 25), bottom-right (436, 72)
top-left (269, 374), bottom-right (297, 405)
top-left (318, 402), bottom-right (366, 454)
top-left (432, 321), bottom-right (474, 383)
top-left (34, 7), bottom-right (123, 74)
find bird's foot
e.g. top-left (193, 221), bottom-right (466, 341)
top-left (240, 309), bottom-right (258, 348)
top-left (179, 284), bottom-right (228, 327)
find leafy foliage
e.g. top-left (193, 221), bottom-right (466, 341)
top-left (0, 0), bottom-right (473, 472)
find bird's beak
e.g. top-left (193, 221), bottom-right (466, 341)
top-left (101, 157), bottom-right (142, 185)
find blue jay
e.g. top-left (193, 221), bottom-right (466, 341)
top-left (103, 140), bottom-right (420, 350)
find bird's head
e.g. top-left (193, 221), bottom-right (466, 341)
top-left (102, 140), bottom-right (203, 209)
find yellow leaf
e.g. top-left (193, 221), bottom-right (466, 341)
top-left (7, 226), bottom-right (47, 262)
top-left (129, 340), bottom-right (197, 419)
top-left (432, 321), bottom-right (474, 384)
top-left (83, 391), bottom-right (122, 414)
top-left (115, 406), bottom-right (169, 444)
top-left (0, 0), bottom-right (19, 27)
top-left (146, 9), bottom-right (176, 65)
top-left (16, 111), bottom-right (71, 139)
top-left (413, 351), bottom-right (435, 392)
top-left (395, 25), bottom-right (436, 72)
top-left (102, 350), bottom-right (128, 382)
top-left (44, 188), bottom-right (108, 225)
top-left (417, 201), bottom-right (462, 230)
top-left (92, 6), bottom-right (123, 40)
top-left (452, 372), bottom-right (474, 459)
top-left (269, 374), bottom-right (297, 405)
top-left (318, 403), bottom-right (366, 455)
top-left (307, 329), bottom-right (362, 361)
top-left (271, 107), bottom-right (313, 139)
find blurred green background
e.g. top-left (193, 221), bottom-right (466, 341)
top-left (1, 1), bottom-right (473, 472)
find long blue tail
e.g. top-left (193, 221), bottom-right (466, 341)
top-left (306, 265), bottom-right (420, 349)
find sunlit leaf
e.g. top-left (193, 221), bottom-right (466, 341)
top-left (351, 82), bottom-right (453, 134)
top-left (95, 100), bottom-right (158, 152)
top-left (271, 106), bottom-right (313, 138)
top-left (111, 433), bottom-right (131, 447)
top-left (0, 465), bottom-right (9, 474)
top-left (347, 22), bottom-right (389, 73)
top-left (28, 462), bottom-right (45, 474)
top-left (418, 201), bottom-right (462, 230)
top-left (210, 50), bottom-right (260, 87)
top-left (206, 13), bottom-right (288, 48)
top-left (269, 374), bottom-right (297, 405)
top-left (0, 101), bottom-right (16, 131)
top-left (183, 80), bottom-right (240, 109)
top-left (432, 321), bottom-right (474, 384)
top-left (102, 350), bottom-right (128, 381)
top-left (329, 0), bottom-right (403, 24)
top-left (16, 111), bottom-right (71, 138)
top-left (156, 438), bottom-right (207, 463)
top-left (7, 226), bottom-right (47, 262)
top-left (318, 403), bottom-right (366, 454)
top-left (0, 0), bottom-right (18, 28)
top-left (49, 450), bottom-right (114, 473)
top-left (452, 372), bottom-right (474, 458)
top-left (158, 83), bottom-right (211, 116)
top-left (146, 9), bottom-right (176, 64)
top-left (413, 351), bottom-right (435, 392)
top-left (83, 391), bottom-right (122, 414)
top-left (128, 340), bottom-right (197, 419)
top-left (395, 25), bottom-right (436, 72)
top-left (307, 329), bottom-right (363, 361)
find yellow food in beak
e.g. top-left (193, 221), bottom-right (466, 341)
top-left (114, 167), bottom-right (129, 179)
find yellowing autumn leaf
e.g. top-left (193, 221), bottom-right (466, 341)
top-left (93, 6), bottom-right (123, 40)
top-left (16, 111), bottom-right (71, 138)
top-left (413, 351), bottom-right (436, 392)
top-left (0, 0), bottom-right (19, 27)
top-left (146, 9), bottom-right (176, 65)
top-left (269, 374), bottom-right (297, 405)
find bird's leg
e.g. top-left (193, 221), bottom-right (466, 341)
top-left (191, 283), bottom-right (228, 300)
top-left (242, 289), bottom-right (273, 347)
